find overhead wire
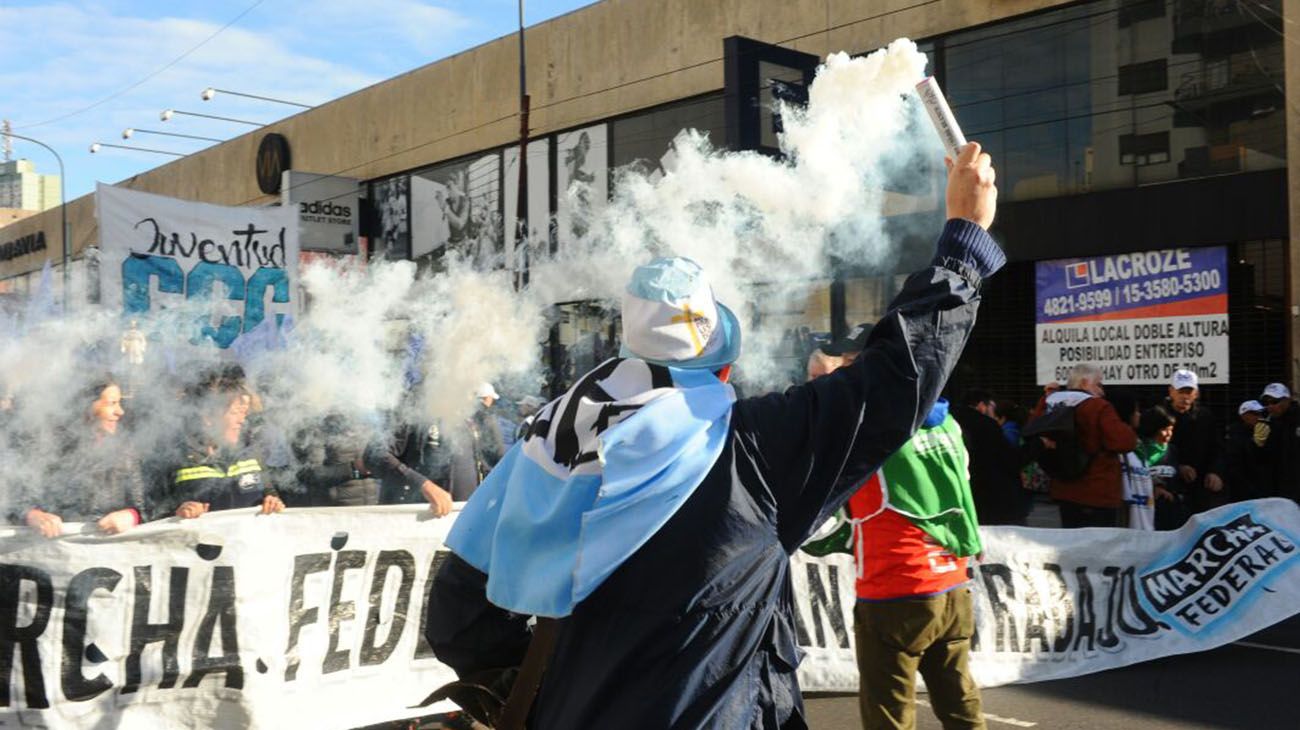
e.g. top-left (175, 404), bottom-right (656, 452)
top-left (12, 0), bottom-right (271, 130)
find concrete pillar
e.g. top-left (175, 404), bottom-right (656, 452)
top-left (1287, 0), bottom-right (1300, 388)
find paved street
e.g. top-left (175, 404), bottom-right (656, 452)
top-left (804, 616), bottom-right (1300, 729)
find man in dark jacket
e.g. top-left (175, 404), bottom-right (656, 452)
top-left (1261, 383), bottom-right (1300, 502)
top-left (447, 384), bottom-right (506, 500)
top-left (1225, 400), bottom-right (1271, 502)
top-left (425, 142), bottom-right (1001, 729)
top-left (952, 388), bottom-right (1026, 525)
top-left (1164, 369), bottom-right (1226, 512)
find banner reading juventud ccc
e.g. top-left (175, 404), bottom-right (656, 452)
top-left (4, 501), bottom-right (1299, 727)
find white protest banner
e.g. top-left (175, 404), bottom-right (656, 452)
top-left (0, 506), bottom-right (456, 729)
top-left (1035, 246), bottom-right (1229, 385)
top-left (792, 498), bottom-right (1300, 691)
top-left (9, 500), bottom-right (1299, 727)
top-left (95, 183), bottom-right (299, 349)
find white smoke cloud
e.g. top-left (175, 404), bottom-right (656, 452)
top-left (0, 39), bottom-right (946, 523)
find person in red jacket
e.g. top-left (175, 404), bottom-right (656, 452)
top-left (1030, 364), bottom-right (1138, 527)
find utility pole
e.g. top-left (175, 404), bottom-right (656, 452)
top-left (515, 0), bottom-right (530, 289)
top-left (2, 120), bottom-right (12, 162)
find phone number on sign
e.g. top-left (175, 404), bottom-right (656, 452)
top-left (1041, 271), bottom-right (1222, 317)
top-left (1042, 289), bottom-right (1114, 317)
top-left (1120, 271), bottom-right (1221, 305)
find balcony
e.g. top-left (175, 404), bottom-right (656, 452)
top-left (1172, 0), bottom-right (1282, 53)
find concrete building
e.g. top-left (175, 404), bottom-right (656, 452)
top-left (0, 159), bottom-right (61, 212)
top-left (0, 0), bottom-right (1293, 413)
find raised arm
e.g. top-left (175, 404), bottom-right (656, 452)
top-left (735, 143), bottom-right (1003, 550)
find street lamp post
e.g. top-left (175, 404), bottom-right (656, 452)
top-left (160, 109), bottom-right (263, 126)
top-left (4, 131), bottom-right (68, 307)
top-left (89, 143), bottom-right (184, 157)
top-left (201, 88), bottom-right (312, 109)
top-left (123, 128), bottom-right (222, 143)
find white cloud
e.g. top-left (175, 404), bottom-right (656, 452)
top-left (0, 1), bottom-right (477, 198)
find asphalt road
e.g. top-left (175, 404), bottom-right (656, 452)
top-left (803, 616), bottom-right (1300, 729)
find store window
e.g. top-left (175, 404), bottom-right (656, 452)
top-left (369, 175), bottom-right (410, 261)
top-left (942, 0), bottom-right (1285, 200)
top-left (409, 152), bottom-right (503, 271)
top-left (610, 94), bottom-right (727, 174)
top-left (547, 302), bottom-right (621, 395)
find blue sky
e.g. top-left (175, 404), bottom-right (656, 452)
top-left (0, 0), bottom-right (597, 201)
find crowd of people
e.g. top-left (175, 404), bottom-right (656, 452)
top-left (0, 365), bottom-right (521, 537)
top-left (810, 340), bottom-right (1296, 532)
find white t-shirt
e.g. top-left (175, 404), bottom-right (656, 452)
top-left (1120, 452), bottom-right (1155, 531)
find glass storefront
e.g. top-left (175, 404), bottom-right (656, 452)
top-left (944, 0), bottom-right (1285, 201)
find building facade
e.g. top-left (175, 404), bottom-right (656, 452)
top-left (0, 159), bottom-right (61, 212)
top-left (0, 0), bottom-right (1293, 413)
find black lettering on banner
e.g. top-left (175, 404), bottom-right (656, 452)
top-left (285, 553), bottom-right (331, 681)
top-left (324, 550), bottom-right (367, 674)
top-left (1115, 567), bottom-right (1166, 636)
top-left (978, 563), bottom-right (1019, 653)
top-left (1043, 564), bottom-right (1075, 652)
top-left (1020, 571), bottom-right (1050, 653)
top-left (802, 563), bottom-right (850, 649)
top-left (184, 566), bottom-right (243, 690)
top-left (0, 565), bottom-right (54, 709)
top-left (1098, 567), bottom-right (1122, 650)
top-left (1072, 567), bottom-right (1097, 652)
top-left (61, 568), bottom-right (122, 702)
top-left (414, 552), bottom-right (450, 660)
top-left (123, 566), bottom-right (188, 694)
top-left (361, 551), bottom-right (416, 667)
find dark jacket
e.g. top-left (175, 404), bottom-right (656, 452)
top-left (158, 440), bottom-right (277, 519)
top-left (376, 423), bottom-right (439, 505)
top-left (951, 404), bottom-right (1026, 524)
top-left (426, 219), bottom-right (1003, 729)
top-left (1225, 420), bottom-right (1271, 502)
top-left (1165, 399), bottom-right (1227, 511)
top-left (1031, 394), bottom-right (1137, 509)
top-left (1265, 402), bottom-right (1300, 502)
top-left (294, 416), bottom-right (381, 507)
top-left (448, 406), bottom-right (506, 501)
top-left (30, 431), bottom-right (147, 523)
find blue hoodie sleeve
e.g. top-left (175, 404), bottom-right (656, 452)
top-left (733, 218), bottom-right (1004, 552)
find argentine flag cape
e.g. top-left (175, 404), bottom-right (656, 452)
top-left (444, 358), bottom-right (736, 618)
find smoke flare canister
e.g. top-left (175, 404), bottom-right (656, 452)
top-left (915, 77), bottom-right (967, 160)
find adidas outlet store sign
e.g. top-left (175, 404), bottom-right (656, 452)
top-left (282, 170), bottom-right (361, 255)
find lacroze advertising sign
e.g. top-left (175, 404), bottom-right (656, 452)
top-left (1035, 246), bottom-right (1229, 385)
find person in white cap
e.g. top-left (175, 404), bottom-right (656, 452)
top-left (1163, 368), bottom-right (1226, 515)
top-left (1226, 400), bottom-right (1271, 501)
top-left (447, 383), bottom-right (506, 500)
top-left (425, 142), bottom-right (1002, 729)
top-left (1260, 383), bottom-right (1299, 501)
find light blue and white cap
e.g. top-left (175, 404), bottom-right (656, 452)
top-left (620, 257), bottom-right (741, 370)
top-left (1239, 400), bottom-right (1267, 416)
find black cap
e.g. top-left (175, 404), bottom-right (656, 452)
top-left (822, 323), bottom-right (873, 356)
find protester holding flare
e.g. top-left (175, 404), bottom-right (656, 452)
top-left (425, 141), bottom-right (1001, 729)
top-left (22, 373), bottom-right (146, 537)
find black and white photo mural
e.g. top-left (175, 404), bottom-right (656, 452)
top-left (371, 175), bottom-right (410, 261)
top-left (556, 124), bottom-right (608, 251)
top-left (411, 153), bottom-right (502, 268)
top-left (504, 139), bottom-right (551, 278)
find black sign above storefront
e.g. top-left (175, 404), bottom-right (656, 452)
top-left (0, 230), bottom-right (46, 262)
top-left (256, 133), bottom-right (292, 195)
